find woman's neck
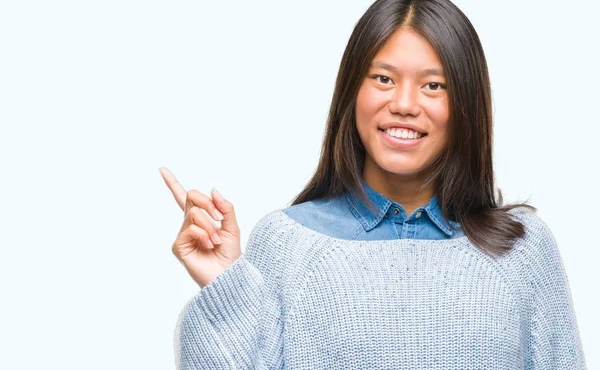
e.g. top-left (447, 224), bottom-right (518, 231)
top-left (362, 163), bottom-right (435, 216)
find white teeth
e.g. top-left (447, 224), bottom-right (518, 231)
top-left (385, 128), bottom-right (423, 139)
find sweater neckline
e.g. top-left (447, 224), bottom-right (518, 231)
top-left (274, 209), bottom-right (471, 247)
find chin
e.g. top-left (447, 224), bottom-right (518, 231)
top-left (378, 160), bottom-right (425, 176)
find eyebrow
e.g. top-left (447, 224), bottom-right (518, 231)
top-left (369, 61), bottom-right (445, 78)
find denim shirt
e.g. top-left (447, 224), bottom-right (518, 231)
top-left (282, 179), bottom-right (465, 241)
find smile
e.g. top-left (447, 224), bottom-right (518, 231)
top-left (379, 128), bottom-right (427, 148)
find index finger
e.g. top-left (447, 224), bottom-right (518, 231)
top-left (159, 167), bottom-right (186, 211)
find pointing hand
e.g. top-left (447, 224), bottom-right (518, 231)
top-left (159, 167), bottom-right (242, 288)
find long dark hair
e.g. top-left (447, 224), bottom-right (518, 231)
top-left (287, 0), bottom-right (536, 257)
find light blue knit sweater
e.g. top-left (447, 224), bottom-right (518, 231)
top-left (174, 207), bottom-right (586, 369)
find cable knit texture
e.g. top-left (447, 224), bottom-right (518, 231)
top-left (174, 207), bottom-right (586, 369)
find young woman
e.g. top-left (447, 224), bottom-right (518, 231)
top-left (161, 0), bottom-right (586, 368)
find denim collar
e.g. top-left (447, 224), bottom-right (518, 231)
top-left (344, 178), bottom-right (459, 236)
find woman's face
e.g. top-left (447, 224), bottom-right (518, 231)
top-left (355, 27), bottom-right (449, 180)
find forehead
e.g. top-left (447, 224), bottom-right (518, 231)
top-left (371, 28), bottom-right (443, 72)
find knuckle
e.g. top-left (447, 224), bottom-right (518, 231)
top-left (195, 226), bottom-right (208, 238)
top-left (186, 189), bottom-right (201, 203)
top-left (185, 189), bottom-right (196, 202)
top-left (183, 224), bottom-right (196, 238)
top-left (189, 206), bottom-right (201, 215)
top-left (196, 228), bottom-right (212, 247)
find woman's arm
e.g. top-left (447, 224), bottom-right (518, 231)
top-left (525, 218), bottom-right (586, 369)
top-left (174, 213), bottom-right (286, 369)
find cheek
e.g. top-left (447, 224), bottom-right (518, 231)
top-left (426, 102), bottom-right (451, 152)
top-left (355, 86), bottom-right (382, 127)
top-left (425, 99), bottom-right (450, 136)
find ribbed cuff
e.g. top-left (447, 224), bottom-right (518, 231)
top-left (191, 253), bottom-right (264, 326)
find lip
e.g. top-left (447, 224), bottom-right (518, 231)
top-left (379, 122), bottom-right (427, 134)
top-left (379, 128), bottom-right (426, 148)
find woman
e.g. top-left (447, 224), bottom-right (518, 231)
top-left (161, 0), bottom-right (586, 368)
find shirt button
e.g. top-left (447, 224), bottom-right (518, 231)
top-left (415, 211), bottom-right (422, 218)
top-left (392, 208), bottom-right (400, 215)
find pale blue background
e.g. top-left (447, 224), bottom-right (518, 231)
top-left (0, 0), bottom-right (597, 368)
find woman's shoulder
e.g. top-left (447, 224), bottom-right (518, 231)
top-left (499, 207), bottom-right (565, 277)
top-left (505, 207), bottom-right (556, 249)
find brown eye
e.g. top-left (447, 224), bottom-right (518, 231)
top-left (374, 75), bottom-right (393, 85)
top-left (426, 83), bottom-right (446, 91)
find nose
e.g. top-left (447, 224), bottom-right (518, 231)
top-left (388, 83), bottom-right (421, 117)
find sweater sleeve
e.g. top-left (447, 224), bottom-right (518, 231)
top-left (525, 216), bottom-right (586, 369)
top-left (173, 213), bottom-right (286, 369)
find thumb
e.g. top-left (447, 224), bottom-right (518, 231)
top-left (211, 188), bottom-right (240, 235)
